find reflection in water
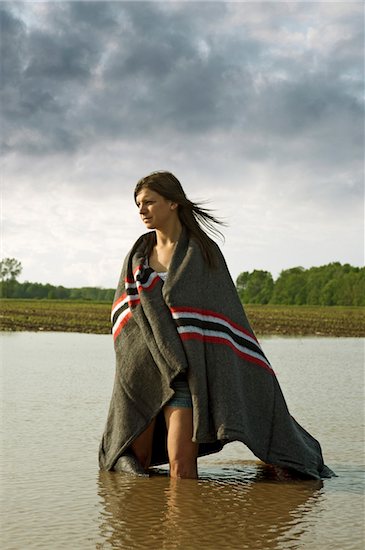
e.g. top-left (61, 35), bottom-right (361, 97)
top-left (97, 462), bottom-right (323, 550)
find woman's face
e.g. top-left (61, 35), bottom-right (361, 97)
top-left (136, 188), bottom-right (178, 230)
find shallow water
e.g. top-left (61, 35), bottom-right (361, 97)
top-left (1, 333), bottom-right (364, 549)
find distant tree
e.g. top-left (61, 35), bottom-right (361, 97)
top-left (104, 288), bottom-right (115, 302)
top-left (54, 286), bottom-right (69, 299)
top-left (247, 270), bottom-right (274, 304)
top-left (0, 257), bottom-right (22, 281)
top-left (270, 267), bottom-right (307, 305)
top-left (0, 258), bottom-right (23, 297)
top-left (335, 269), bottom-right (365, 306)
top-left (353, 268), bottom-right (365, 306)
top-left (321, 279), bottom-right (337, 305)
top-left (236, 270), bottom-right (274, 304)
top-left (236, 271), bottom-right (250, 301)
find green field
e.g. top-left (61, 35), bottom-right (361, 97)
top-left (1, 299), bottom-right (364, 337)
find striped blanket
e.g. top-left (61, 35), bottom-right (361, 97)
top-left (99, 228), bottom-right (334, 479)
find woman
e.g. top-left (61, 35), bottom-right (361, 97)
top-left (99, 171), bottom-right (334, 480)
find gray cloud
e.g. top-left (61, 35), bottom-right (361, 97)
top-left (1, 2), bottom-right (362, 160)
top-left (1, 2), bottom-right (363, 287)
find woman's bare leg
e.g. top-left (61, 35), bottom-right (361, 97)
top-left (164, 406), bottom-right (198, 479)
top-left (130, 417), bottom-right (156, 470)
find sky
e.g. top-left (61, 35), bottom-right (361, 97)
top-left (1, 0), bottom-right (364, 288)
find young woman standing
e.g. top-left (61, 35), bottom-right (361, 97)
top-left (99, 171), bottom-right (334, 480)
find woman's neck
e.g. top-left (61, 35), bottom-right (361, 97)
top-left (155, 220), bottom-right (182, 248)
top-left (149, 220), bottom-right (182, 273)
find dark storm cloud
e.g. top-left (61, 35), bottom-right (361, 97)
top-left (1, 1), bottom-right (120, 153)
top-left (0, 1), bottom-right (259, 151)
top-left (0, 0), bottom-right (363, 176)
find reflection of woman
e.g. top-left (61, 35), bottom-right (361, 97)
top-left (97, 468), bottom-right (324, 550)
top-left (99, 171), bottom-right (334, 480)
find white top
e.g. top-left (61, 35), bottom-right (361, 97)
top-left (157, 271), bottom-right (168, 282)
top-left (145, 259), bottom-right (168, 282)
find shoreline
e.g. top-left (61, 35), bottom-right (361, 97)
top-left (1, 299), bottom-right (364, 337)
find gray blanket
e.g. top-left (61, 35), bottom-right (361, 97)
top-left (99, 229), bottom-right (334, 479)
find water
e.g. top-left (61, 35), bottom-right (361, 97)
top-left (1, 333), bottom-right (364, 549)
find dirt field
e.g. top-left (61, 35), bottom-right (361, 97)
top-left (1, 299), bottom-right (364, 337)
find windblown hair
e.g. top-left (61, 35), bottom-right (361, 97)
top-left (134, 171), bottom-right (225, 268)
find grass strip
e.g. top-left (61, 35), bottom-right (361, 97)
top-left (0, 299), bottom-right (364, 337)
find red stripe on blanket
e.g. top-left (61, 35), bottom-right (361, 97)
top-left (112, 292), bottom-right (127, 310)
top-left (133, 264), bottom-right (144, 276)
top-left (112, 293), bottom-right (140, 313)
top-left (139, 274), bottom-right (160, 293)
top-left (113, 310), bottom-right (132, 340)
top-left (170, 306), bottom-right (258, 342)
top-left (125, 264), bottom-right (144, 283)
top-left (125, 271), bottom-right (160, 293)
top-left (179, 332), bottom-right (273, 374)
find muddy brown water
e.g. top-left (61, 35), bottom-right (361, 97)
top-left (1, 333), bottom-right (364, 549)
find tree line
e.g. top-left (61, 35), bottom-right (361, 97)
top-left (236, 263), bottom-right (364, 306)
top-left (0, 258), bottom-right (114, 301)
top-left (1, 258), bottom-right (364, 305)
top-left (0, 279), bottom-right (115, 301)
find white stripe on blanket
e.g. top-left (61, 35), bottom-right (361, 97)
top-left (177, 325), bottom-right (272, 369)
top-left (171, 310), bottom-right (259, 347)
top-left (111, 294), bottom-right (140, 321)
top-left (128, 269), bottom-right (160, 292)
top-left (112, 307), bottom-right (132, 335)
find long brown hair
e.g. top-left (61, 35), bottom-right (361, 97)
top-left (134, 171), bottom-right (225, 267)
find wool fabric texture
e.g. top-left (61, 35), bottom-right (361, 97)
top-left (99, 229), bottom-right (334, 479)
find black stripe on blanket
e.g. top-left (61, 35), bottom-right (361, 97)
top-left (112, 302), bottom-right (129, 328)
top-left (125, 286), bottom-right (139, 297)
top-left (134, 266), bottom-right (155, 285)
top-left (174, 317), bottom-right (267, 362)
